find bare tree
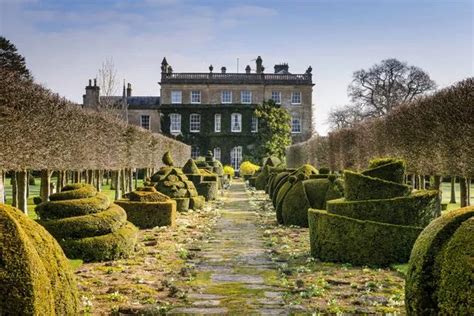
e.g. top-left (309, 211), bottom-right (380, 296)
top-left (328, 58), bottom-right (436, 129)
top-left (97, 57), bottom-right (120, 111)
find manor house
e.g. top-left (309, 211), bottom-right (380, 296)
top-left (83, 56), bottom-right (314, 169)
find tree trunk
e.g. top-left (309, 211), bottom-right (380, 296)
top-left (420, 175), bottom-right (425, 190)
top-left (87, 170), bottom-right (93, 184)
top-left (110, 171), bottom-right (116, 190)
top-left (114, 170), bottom-right (121, 200)
top-left (0, 170), bottom-right (5, 204)
top-left (460, 177), bottom-right (468, 207)
top-left (450, 176), bottom-right (456, 203)
top-left (106, 171), bottom-right (110, 186)
top-left (120, 169), bottom-right (126, 196)
top-left (134, 168), bottom-right (138, 189)
top-left (11, 172), bottom-right (18, 207)
top-left (95, 170), bottom-right (102, 192)
top-left (17, 170), bottom-right (28, 214)
top-left (433, 175), bottom-right (442, 200)
top-left (56, 171), bottom-right (61, 193)
top-left (128, 168), bottom-right (133, 192)
top-left (26, 171), bottom-right (30, 198)
top-left (40, 169), bottom-right (51, 202)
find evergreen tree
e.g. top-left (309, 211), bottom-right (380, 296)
top-left (254, 100), bottom-right (292, 161)
top-left (0, 36), bottom-right (32, 80)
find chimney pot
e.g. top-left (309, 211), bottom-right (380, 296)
top-left (88, 79), bottom-right (92, 86)
top-left (245, 65), bottom-right (251, 74)
top-left (126, 83), bottom-right (132, 97)
top-left (93, 78), bottom-right (97, 86)
top-left (256, 56), bottom-right (263, 74)
top-left (221, 66), bottom-right (226, 74)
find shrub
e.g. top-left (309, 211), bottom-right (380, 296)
top-left (344, 170), bottom-right (410, 201)
top-left (327, 190), bottom-right (440, 227)
top-left (182, 158), bottom-right (200, 174)
top-left (405, 206), bottom-right (474, 315)
top-left (190, 196), bottom-right (205, 210)
top-left (49, 183), bottom-right (97, 201)
top-left (0, 204), bottom-right (79, 315)
top-left (33, 196), bottom-right (42, 205)
top-left (174, 198), bottom-right (190, 212)
top-left (116, 199), bottom-right (177, 229)
top-left (39, 204), bottom-right (128, 239)
top-left (223, 165), bottom-right (235, 177)
top-left (362, 159), bottom-right (406, 184)
top-left (197, 181), bottom-right (218, 201)
top-left (60, 222), bottom-right (138, 262)
top-left (36, 193), bottom-right (111, 220)
top-left (319, 167), bottom-right (330, 174)
top-left (308, 209), bottom-right (422, 266)
top-left (240, 161), bottom-right (260, 176)
top-left (126, 188), bottom-right (169, 202)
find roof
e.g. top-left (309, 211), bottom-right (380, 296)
top-left (99, 96), bottom-right (160, 110)
top-left (160, 72), bottom-right (313, 85)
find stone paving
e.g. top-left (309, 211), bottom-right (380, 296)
top-left (170, 180), bottom-right (292, 315)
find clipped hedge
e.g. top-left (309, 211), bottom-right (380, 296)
top-left (0, 204), bottom-right (79, 315)
top-left (327, 190), bottom-right (440, 227)
top-left (116, 199), bottom-right (177, 229)
top-left (344, 170), bottom-right (410, 201)
top-left (197, 181), bottom-right (218, 201)
top-left (271, 172), bottom-right (291, 205)
top-left (281, 178), bottom-right (344, 227)
top-left (308, 209), bottom-right (422, 266)
top-left (175, 197), bottom-right (190, 212)
top-left (36, 193), bottom-right (110, 220)
top-left (49, 183), bottom-right (97, 201)
top-left (405, 206), bottom-right (474, 315)
top-left (362, 159), bottom-right (405, 184)
top-left (39, 204), bottom-right (127, 239)
top-left (60, 222), bottom-right (138, 262)
top-left (190, 195), bottom-right (205, 210)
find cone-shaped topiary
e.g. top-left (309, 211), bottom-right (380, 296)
top-left (309, 158), bottom-right (440, 266)
top-left (0, 204), bottom-right (79, 315)
top-left (37, 183), bottom-right (138, 262)
top-left (405, 206), bottom-right (474, 315)
top-left (162, 151), bottom-right (174, 166)
top-left (183, 158), bottom-right (200, 174)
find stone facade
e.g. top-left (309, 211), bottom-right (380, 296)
top-left (82, 56), bottom-right (314, 169)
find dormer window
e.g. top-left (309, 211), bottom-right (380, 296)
top-left (221, 90), bottom-right (232, 104)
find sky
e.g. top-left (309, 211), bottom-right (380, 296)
top-left (1, 0), bottom-right (473, 135)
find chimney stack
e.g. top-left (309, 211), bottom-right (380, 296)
top-left (221, 66), bottom-right (226, 74)
top-left (93, 78), bottom-right (97, 86)
top-left (245, 65), bottom-right (251, 74)
top-left (274, 63), bottom-right (289, 74)
top-left (256, 56), bottom-right (263, 74)
top-left (88, 79), bottom-right (92, 86)
top-left (127, 83), bottom-right (132, 97)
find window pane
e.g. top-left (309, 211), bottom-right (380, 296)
top-left (241, 91), bottom-right (252, 104)
top-left (190, 113), bottom-right (201, 132)
top-left (171, 91), bottom-right (182, 104)
top-left (251, 116), bottom-right (258, 133)
top-left (215, 114), bottom-right (221, 132)
top-left (170, 114), bottom-right (181, 133)
top-left (191, 146), bottom-right (200, 159)
top-left (140, 115), bottom-right (150, 130)
top-left (291, 92), bottom-right (301, 104)
top-left (271, 91), bottom-right (281, 104)
top-left (291, 115), bottom-right (301, 133)
top-left (222, 91), bottom-right (232, 103)
top-left (191, 91), bottom-right (201, 103)
top-left (213, 147), bottom-right (221, 161)
top-left (231, 113), bottom-right (242, 132)
top-left (230, 146), bottom-right (243, 171)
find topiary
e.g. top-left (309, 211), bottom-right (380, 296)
top-left (37, 183), bottom-right (138, 262)
top-left (405, 206), bottom-right (474, 315)
top-left (0, 204), bottom-right (79, 315)
top-left (223, 165), bottom-right (235, 177)
top-left (162, 151), bottom-right (174, 166)
top-left (182, 158), bottom-right (200, 174)
top-left (240, 161), bottom-right (260, 176)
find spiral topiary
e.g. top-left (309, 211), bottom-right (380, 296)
top-left (308, 158), bottom-right (441, 266)
top-left (37, 183), bottom-right (138, 262)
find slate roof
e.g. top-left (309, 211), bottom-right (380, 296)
top-left (99, 96), bottom-right (160, 110)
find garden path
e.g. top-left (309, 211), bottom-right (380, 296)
top-left (170, 180), bottom-right (292, 315)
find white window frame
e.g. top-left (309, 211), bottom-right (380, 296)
top-left (291, 115), bottom-right (302, 133)
top-left (140, 115), bottom-right (151, 130)
top-left (213, 147), bottom-right (221, 161)
top-left (169, 113), bottom-right (181, 134)
top-left (191, 90), bottom-right (201, 104)
top-left (221, 90), bottom-right (232, 104)
top-left (191, 146), bottom-right (200, 159)
top-left (231, 113), bottom-right (242, 133)
top-left (171, 91), bottom-right (182, 104)
top-left (230, 146), bottom-right (243, 171)
top-left (241, 90), bottom-right (252, 104)
top-left (251, 116), bottom-right (258, 133)
top-left (189, 113), bottom-right (201, 132)
top-left (291, 91), bottom-right (302, 105)
top-left (271, 91), bottom-right (281, 104)
top-left (214, 113), bottom-right (221, 132)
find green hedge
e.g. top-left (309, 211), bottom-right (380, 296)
top-left (116, 200), bottom-right (177, 229)
top-left (275, 181), bottom-right (292, 224)
top-left (0, 204), bottom-right (79, 315)
top-left (344, 170), bottom-right (411, 201)
top-left (308, 209), bottom-right (422, 266)
top-left (269, 171), bottom-right (290, 199)
top-left (174, 197), bottom-right (190, 212)
top-left (362, 159), bottom-right (405, 184)
top-left (327, 190), bottom-right (440, 227)
top-left (405, 206), bottom-right (474, 315)
top-left (271, 172), bottom-right (291, 206)
top-left (190, 195), bottom-right (205, 210)
top-left (281, 178), bottom-right (344, 227)
top-left (60, 222), bottom-right (138, 262)
top-left (39, 204), bottom-right (127, 239)
top-left (197, 181), bottom-right (218, 201)
top-left (126, 188), bottom-right (170, 202)
top-left (36, 193), bottom-right (111, 220)
top-left (49, 183), bottom-right (97, 201)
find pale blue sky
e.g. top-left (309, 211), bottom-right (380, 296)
top-left (1, 0), bottom-right (472, 134)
